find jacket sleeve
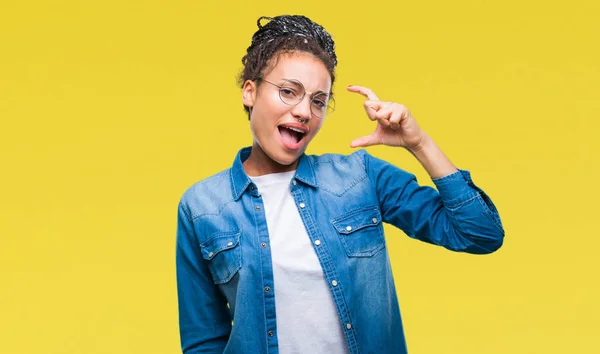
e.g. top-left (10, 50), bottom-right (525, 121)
top-left (176, 200), bottom-right (231, 353)
top-left (362, 151), bottom-right (505, 254)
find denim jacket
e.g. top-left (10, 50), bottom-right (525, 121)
top-left (176, 147), bottom-right (504, 353)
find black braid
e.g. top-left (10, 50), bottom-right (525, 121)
top-left (238, 15), bottom-right (337, 119)
top-left (248, 15), bottom-right (337, 68)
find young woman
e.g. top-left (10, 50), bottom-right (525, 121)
top-left (176, 15), bottom-right (504, 354)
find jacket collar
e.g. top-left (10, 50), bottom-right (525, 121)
top-left (230, 147), bottom-right (318, 200)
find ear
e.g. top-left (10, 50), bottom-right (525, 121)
top-left (242, 80), bottom-right (257, 109)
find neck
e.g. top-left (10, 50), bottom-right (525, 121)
top-left (243, 143), bottom-right (299, 177)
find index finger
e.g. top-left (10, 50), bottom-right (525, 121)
top-left (347, 85), bottom-right (380, 101)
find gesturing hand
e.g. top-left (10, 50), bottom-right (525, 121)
top-left (347, 85), bottom-right (427, 151)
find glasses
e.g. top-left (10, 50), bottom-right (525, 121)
top-left (260, 78), bottom-right (335, 119)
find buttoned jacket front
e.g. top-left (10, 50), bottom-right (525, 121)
top-left (176, 147), bottom-right (505, 354)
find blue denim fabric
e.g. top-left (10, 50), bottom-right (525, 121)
top-left (176, 147), bottom-right (504, 353)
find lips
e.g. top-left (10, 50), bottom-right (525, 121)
top-left (278, 123), bottom-right (308, 150)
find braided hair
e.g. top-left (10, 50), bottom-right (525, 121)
top-left (238, 15), bottom-right (337, 119)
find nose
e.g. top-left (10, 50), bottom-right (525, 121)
top-left (290, 94), bottom-right (312, 122)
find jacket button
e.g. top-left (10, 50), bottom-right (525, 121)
top-left (227, 242), bottom-right (233, 246)
top-left (268, 331), bottom-right (274, 337)
top-left (346, 226), bottom-right (352, 231)
top-left (331, 280), bottom-right (338, 287)
top-left (299, 203), bottom-right (306, 209)
top-left (208, 252), bottom-right (213, 258)
top-left (261, 242), bottom-right (267, 248)
top-left (314, 240), bottom-right (321, 246)
top-left (264, 286), bottom-right (270, 292)
top-left (255, 206), bottom-right (261, 210)
top-left (372, 218), bottom-right (378, 223)
top-left (346, 323), bottom-right (352, 330)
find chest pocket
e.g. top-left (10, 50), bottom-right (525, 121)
top-left (199, 230), bottom-right (242, 284)
top-left (332, 207), bottom-right (385, 257)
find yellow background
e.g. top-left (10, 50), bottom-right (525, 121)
top-left (1, 0), bottom-right (598, 353)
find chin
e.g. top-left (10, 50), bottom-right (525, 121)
top-left (252, 130), bottom-right (313, 169)
top-left (269, 147), bottom-right (305, 166)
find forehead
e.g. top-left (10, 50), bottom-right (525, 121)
top-left (264, 52), bottom-right (332, 92)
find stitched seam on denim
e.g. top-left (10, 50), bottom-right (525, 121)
top-left (445, 192), bottom-right (480, 210)
top-left (189, 168), bottom-right (230, 193)
top-left (199, 232), bottom-right (242, 283)
top-left (312, 152), bottom-right (355, 165)
top-left (251, 196), bottom-right (276, 350)
top-left (179, 200), bottom-right (194, 224)
top-left (191, 198), bottom-right (236, 220)
top-left (294, 187), bottom-right (358, 350)
top-left (199, 231), bottom-right (242, 248)
top-left (228, 167), bottom-right (239, 199)
top-left (331, 205), bottom-right (380, 224)
top-left (230, 165), bottom-right (251, 200)
top-left (313, 153), bottom-right (368, 195)
top-left (300, 155), bottom-right (318, 187)
top-left (323, 269), bottom-right (358, 350)
top-left (476, 194), bottom-right (505, 233)
top-left (332, 208), bottom-right (384, 257)
top-left (336, 222), bottom-right (379, 234)
top-left (344, 241), bottom-right (385, 257)
top-left (201, 168), bottom-right (229, 182)
top-left (318, 171), bottom-right (368, 196)
top-left (432, 170), bottom-right (463, 184)
top-left (253, 198), bottom-right (267, 346)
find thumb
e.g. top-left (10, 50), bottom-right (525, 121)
top-left (350, 134), bottom-right (379, 148)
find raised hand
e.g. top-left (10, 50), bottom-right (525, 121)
top-left (347, 85), bottom-right (426, 151)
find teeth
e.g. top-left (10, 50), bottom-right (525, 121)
top-left (285, 127), bottom-right (304, 134)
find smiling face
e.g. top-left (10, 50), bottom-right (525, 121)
top-left (242, 51), bottom-right (332, 175)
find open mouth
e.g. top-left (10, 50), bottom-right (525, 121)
top-left (278, 125), bottom-right (307, 150)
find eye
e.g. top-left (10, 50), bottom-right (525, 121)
top-left (311, 95), bottom-right (328, 109)
top-left (280, 87), bottom-right (298, 99)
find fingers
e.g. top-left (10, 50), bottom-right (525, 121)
top-left (388, 104), bottom-right (411, 130)
top-left (364, 100), bottom-right (393, 127)
top-left (350, 134), bottom-right (379, 148)
top-left (350, 85), bottom-right (412, 130)
top-left (347, 85), bottom-right (380, 101)
top-left (363, 100), bottom-right (384, 120)
top-left (388, 108), bottom-right (404, 130)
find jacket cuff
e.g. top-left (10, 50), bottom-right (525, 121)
top-left (432, 169), bottom-right (480, 209)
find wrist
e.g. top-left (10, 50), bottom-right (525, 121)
top-left (407, 134), bottom-right (458, 179)
top-left (407, 132), bottom-right (432, 155)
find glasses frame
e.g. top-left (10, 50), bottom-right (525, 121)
top-left (259, 78), bottom-right (335, 119)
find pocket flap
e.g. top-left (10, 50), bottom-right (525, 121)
top-left (332, 207), bottom-right (382, 235)
top-left (200, 231), bottom-right (241, 260)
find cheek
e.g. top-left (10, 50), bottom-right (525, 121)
top-left (248, 110), bottom-right (276, 139)
top-left (309, 120), bottom-right (324, 136)
top-left (252, 97), bottom-right (284, 123)
top-left (256, 90), bottom-right (284, 113)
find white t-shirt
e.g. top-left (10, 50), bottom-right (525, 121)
top-left (249, 171), bottom-right (349, 354)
